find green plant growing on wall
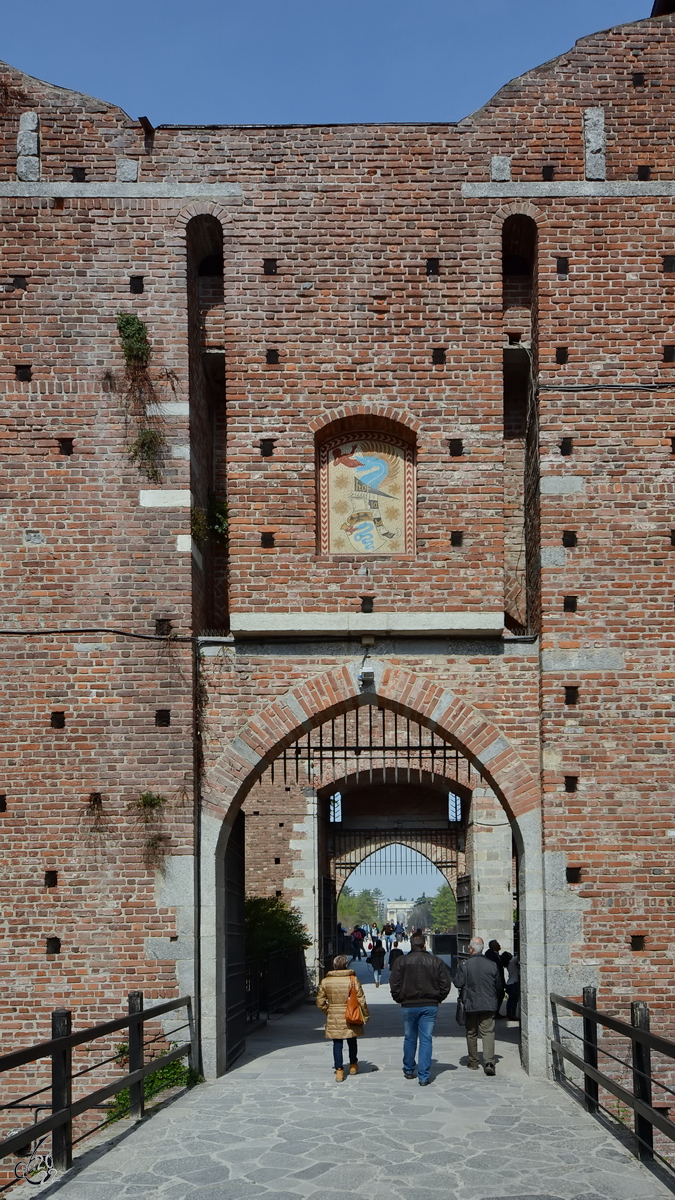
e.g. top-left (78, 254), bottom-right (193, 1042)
top-left (79, 791), bottom-right (110, 841)
top-left (190, 506), bottom-right (209, 546)
top-left (128, 427), bottom-right (166, 484)
top-left (132, 791), bottom-right (167, 821)
top-left (114, 312), bottom-right (167, 483)
top-left (191, 493), bottom-right (228, 547)
top-left (106, 1045), bottom-right (204, 1124)
top-left (207, 492), bottom-right (228, 545)
top-left (128, 792), bottom-right (170, 868)
top-left (116, 312), bottom-right (151, 368)
top-left (143, 832), bottom-right (171, 869)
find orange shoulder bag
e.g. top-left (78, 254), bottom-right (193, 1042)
top-left (345, 972), bottom-right (364, 1024)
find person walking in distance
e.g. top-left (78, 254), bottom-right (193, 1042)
top-left (452, 936), bottom-right (502, 1076)
top-left (350, 925), bottom-right (364, 962)
top-left (389, 933), bottom-right (451, 1086)
top-left (316, 955), bottom-right (370, 1081)
top-left (368, 938), bottom-right (386, 987)
top-left (503, 951), bottom-right (520, 1019)
top-left (388, 941), bottom-right (404, 971)
top-left (383, 922), bottom-right (395, 951)
top-left (484, 939), bottom-right (505, 1018)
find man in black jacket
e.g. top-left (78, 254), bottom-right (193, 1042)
top-left (484, 939), bottom-right (505, 1018)
top-left (389, 933), bottom-right (452, 1085)
top-left (452, 936), bottom-right (502, 1075)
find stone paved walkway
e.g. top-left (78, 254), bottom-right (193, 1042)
top-left (15, 962), bottom-right (672, 1200)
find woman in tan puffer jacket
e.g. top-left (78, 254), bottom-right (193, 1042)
top-left (316, 955), bottom-right (370, 1081)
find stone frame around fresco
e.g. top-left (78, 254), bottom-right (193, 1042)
top-left (317, 430), bottom-right (416, 556)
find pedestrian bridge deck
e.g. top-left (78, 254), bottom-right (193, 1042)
top-left (17, 965), bottom-right (671, 1200)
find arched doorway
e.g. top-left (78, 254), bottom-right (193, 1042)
top-left (335, 841), bottom-right (458, 955)
top-left (199, 664), bottom-right (543, 1080)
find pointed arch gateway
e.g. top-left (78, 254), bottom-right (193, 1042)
top-left (199, 661), bottom-right (545, 1080)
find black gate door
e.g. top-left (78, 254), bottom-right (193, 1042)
top-left (320, 875), bottom-right (336, 973)
top-left (224, 810), bottom-right (246, 1069)
top-left (456, 873), bottom-right (472, 957)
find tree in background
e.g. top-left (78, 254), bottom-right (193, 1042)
top-left (408, 893), bottom-right (432, 930)
top-left (337, 885), bottom-right (379, 929)
top-left (430, 884), bottom-right (457, 931)
top-left (370, 887), bottom-right (386, 924)
top-left (245, 895), bottom-right (311, 960)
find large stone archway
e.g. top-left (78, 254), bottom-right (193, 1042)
top-left (198, 660), bottom-right (545, 1079)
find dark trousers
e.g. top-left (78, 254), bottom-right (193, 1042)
top-left (505, 981), bottom-right (520, 1018)
top-left (333, 1038), bottom-right (358, 1069)
top-left (351, 941), bottom-right (363, 960)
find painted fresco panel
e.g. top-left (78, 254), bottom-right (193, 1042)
top-left (318, 433), bottom-right (415, 555)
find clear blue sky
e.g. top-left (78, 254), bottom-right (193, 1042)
top-left (346, 847), bottom-right (447, 905)
top-left (1, 2), bottom-right (648, 127)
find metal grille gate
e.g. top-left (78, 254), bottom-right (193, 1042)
top-left (258, 706), bottom-right (483, 793)
top-left (329, 828), bottom-right (459, 879)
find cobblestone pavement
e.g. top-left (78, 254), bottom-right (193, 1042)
top-left (15, 963), bottom-right (672, 1200)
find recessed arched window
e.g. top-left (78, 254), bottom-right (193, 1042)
top-left (317, 427), bottom-right (415, 555)
top-left (502, 214), bottom-right (537, 311)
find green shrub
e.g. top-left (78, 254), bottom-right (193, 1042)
top-left (105, 1052), bottom-right (204, 1124)
top-left (245, 895), bottom-right (311, 960)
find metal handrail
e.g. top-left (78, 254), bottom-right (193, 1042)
top-left (0, 992), bottom-right (194, 1172)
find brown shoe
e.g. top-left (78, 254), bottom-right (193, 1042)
top-left (335, 1068), bottom-right (345, 1082)
top-left (349, 1062), bottom-right (358, 1075)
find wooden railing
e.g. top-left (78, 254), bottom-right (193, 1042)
top-left (551, 988), bottom-right (675, 1169)
top-left (0, 992), bottom-right (194, 1179)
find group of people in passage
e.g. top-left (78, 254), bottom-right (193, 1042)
top-left (317, 932), bottom-right (514, 1083)
top-left (349, 921), bottom-right (406, 961)
top-left (484, 938), bottom-right (520, 1019)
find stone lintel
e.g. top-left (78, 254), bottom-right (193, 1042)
top-left (228, 611), bottom-right (505, 637)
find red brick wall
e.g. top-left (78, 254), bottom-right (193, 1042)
top-left (2, 10), bottom-right (675, 1122)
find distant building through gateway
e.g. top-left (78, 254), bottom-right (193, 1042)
top-left (386, 899), bottom-right (416, 926)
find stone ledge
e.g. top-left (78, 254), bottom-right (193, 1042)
top-left (463, 180), bottom-right (675, 198)
top-left (0, 181), bottom-right (242, 199)
top-left (228, 611), bottom-right (505, 637)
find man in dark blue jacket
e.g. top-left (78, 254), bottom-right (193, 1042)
top-left (452, 936), bottom-right (502, 1075)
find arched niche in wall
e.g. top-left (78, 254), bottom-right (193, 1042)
top-left (316, 416), bottom-right (416, 556)
top-left (185, 213), bottom-right (227, 632)
top-left (502, 213), bottom-right (537, 312)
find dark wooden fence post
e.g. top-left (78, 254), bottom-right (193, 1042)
top-left (186, 997), bottom-right (197, 1075)
top-left (51, 1008), bottom-right (72, 1171)
top-left (631, 1001), bottom-right (653, 1162)
top-left (582, 986), bottom-right (599, 1114)
top-left (128, 991), bottom-right (144, 1120)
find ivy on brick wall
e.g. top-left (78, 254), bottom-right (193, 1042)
top-left (113, 312), bottom-right (167, 484)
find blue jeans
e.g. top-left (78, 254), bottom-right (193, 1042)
top-left (402, 1006), bottom-right (438, 1082)
top-left (333, 1038), bottom-right (358, 1069)
top-left (385, 936), bottom-right (393, 951)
